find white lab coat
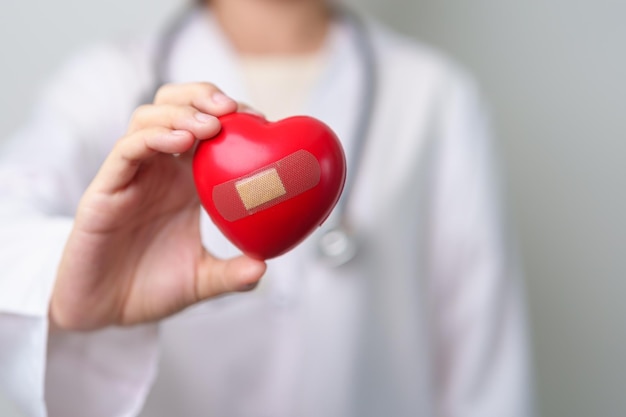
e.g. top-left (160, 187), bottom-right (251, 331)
top-left (0, 8), bottom-right (535, 417)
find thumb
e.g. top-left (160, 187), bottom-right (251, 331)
top-left (195, 251), bottom-right (267, 300)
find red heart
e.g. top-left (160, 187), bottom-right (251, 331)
top-left (193, 113), bottom-right (346, 260)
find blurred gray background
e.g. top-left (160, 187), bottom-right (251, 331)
top-left (1, 0), bottom-right (624, 416)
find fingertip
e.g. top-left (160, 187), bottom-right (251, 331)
top-left (145, 129), bottom-right (195, 154)
top-left (169, 129), bottom-right (196, 149)
top-left (211, 92), bottom-right (239, 115)
top-left (193, 113), bottom-right (223, 141)
top-left (196, 253), bottom-right (267, 300)
top-left (248, 258), bottom-right (267, 277)
top-left (212, 92), bottom-right (236, 105)
top-left (235, 257), bottom-right (267, 291)
top-left (171, 129), bottom-right (194, 139)
top-left (193, 93), bottom-right (237, 118)
top-left (194, 112), bottom-right (219, 125)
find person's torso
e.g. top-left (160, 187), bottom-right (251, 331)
top-left (49, 9), bottom-right (461, 417)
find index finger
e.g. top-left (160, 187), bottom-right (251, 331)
top-left (153, 82), bottom-right (238, 117)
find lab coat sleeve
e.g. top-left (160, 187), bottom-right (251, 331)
top-left (0, 43), bottom-right (159, 417)
top-left (427, 71), bottom-right (536, 417)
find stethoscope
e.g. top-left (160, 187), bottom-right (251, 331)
top-left (148, 4), bottom-right (377, 267)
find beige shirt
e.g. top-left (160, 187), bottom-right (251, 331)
top-left (238, 52), bottom-right (326, 121)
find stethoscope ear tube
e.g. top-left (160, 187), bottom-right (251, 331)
top-left (316, 7), bottom-right (377, 267)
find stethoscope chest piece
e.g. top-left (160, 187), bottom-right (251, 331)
top-left (317, 227), bottom-right (358, 267)
top-left (312, 9), bottom-right (375, 268)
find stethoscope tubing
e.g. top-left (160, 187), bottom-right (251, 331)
top-left (148, 4), bottom-right (377, 266)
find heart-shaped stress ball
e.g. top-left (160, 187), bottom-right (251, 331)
top-left (193, 113), bottom-right (347, 260)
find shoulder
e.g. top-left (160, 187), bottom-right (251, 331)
top-left (361, 19), bottom-right (492, 170)
top-left (29, 35), bottom-right (162, 149)
top-left (39, 35), bottom-right (159, 121)
top-left (365, 19), bottom-right (489, 143)
top-left (41, 35), bottom-right (159, 103)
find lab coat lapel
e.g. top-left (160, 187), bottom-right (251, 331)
top-left (305, 19), bottom-right (362, 175)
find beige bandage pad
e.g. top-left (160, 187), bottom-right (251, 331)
top-left (235, 168), bottom-right (287, 210)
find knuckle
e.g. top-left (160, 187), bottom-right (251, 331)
top-left (130, 104), bottom-right (152, 124)
top-left (161, 105), bottom-right (195, 127)
top-left (198, 81), bottom-right (217, 89)
top-left (128, 104), bottom-right (160, 133)
top-left (172, 106), bottom-right (201, 127)
top-left (154, 83), bottom-right (174, 103)
top-left (196, 82), bottom-right (218, 95)
top-left (179, 105), bottom-right (197, 117)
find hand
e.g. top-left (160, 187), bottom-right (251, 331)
top-left (51, 83), bottom-right (266, 331)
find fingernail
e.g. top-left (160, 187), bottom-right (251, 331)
top-left (194, 112), bottom-right (216, 124)
top-left (212, 92), bottom-right (234, 105)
